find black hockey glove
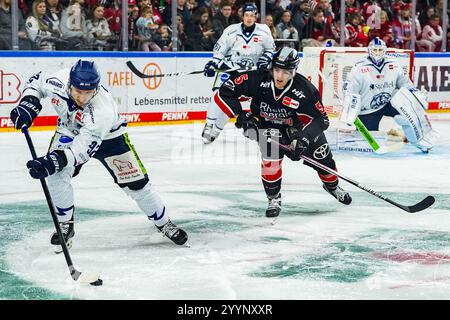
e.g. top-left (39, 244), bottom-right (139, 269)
top-left (286, 127), bottom-right (309, 161)
top-left (256, 55), bottom-right (271, 70)
top-left (10, 95), bottom-right (42, 130)
top-left (235, 112), bottom-right (259, 141)
top-left (204, 60), bottom-right (218, 77)
top-left (26, 150), bottom-right (67, 179)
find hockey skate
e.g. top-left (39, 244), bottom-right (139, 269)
top-left (266, 193), bottom-right (281, 219)
top-left (157, 220), bottom-right (189, 246)
top-left (201, 123), bottom-right (221, 144)
top-left (323, 184), bottom-right (352, 205)
top-left (50, 218), bottom-right (75, 254)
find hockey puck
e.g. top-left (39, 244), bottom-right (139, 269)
top-left (90, 279), bottom-right (103, 286)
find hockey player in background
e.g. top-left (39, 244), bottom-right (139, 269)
top-left (10, 60), bottom-right (188, 251)
top-left (201, 2), bottom-right (275, 144)
top-left (216, 47), bottom-right (352, 218)
top-left (340, 37), bottom-right (438, 153)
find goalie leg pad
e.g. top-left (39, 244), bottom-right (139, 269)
top-left (340, 93), bottom-right (361, 126)
top-left (391, 87), bottom-right (434, 147)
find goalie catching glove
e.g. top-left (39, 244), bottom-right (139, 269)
top-left (235, 112), bottom-right (259, 141)
top-left (286, 127), bottom-right (309, 161)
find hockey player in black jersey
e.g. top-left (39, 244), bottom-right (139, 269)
top-left (215, 47), bottom-right (352, 218)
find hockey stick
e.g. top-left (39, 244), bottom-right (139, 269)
top-left (126, 60), bottom-right (255, 79)
top-left (267, 137), bottom-right (435, 213)
top-left (317, 69), bottom-right (404, 154)
top-left (21, 126), bottom-right (103, 286)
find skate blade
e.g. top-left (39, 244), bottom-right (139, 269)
top-left (54, 239), bottom-right (72, 254)
top-left (183, 241), bottom-right (191, 248)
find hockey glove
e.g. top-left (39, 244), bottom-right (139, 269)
top-left (204, 60), bottom-right (220, 77)
top-left (26, 150), bottom-right (67, 179)
top-left (235, 112), bottom-right (259, 141)
top-left (256, 55), bottom-right (272, 70)
top-left (286, 127), bottom-right (309, 161)
top-left (10, 95), bottom-right (43, 130)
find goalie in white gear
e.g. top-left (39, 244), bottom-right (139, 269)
top-left (10, 60), bottom-right (188, 250)
top-left (340, 37), bottom-right (438, 152)
top-left (201, 2), bottom-right (275, 144)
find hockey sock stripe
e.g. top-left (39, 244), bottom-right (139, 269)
top-left (213, 92), bottom-right (235, 118)
top-left (261, 159), bottom-right (282, 182)
top-left (123, 133), bottom-right (147, 175)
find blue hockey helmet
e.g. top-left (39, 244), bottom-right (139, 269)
top-left (368, 37), bottom-right (387, 65)
top-left (69, 60), bottom-right (100, 90)
top-left (242, 2), bottom-right (258, 15)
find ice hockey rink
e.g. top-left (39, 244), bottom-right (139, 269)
top-left (1, 114), bottom-right (450, 300)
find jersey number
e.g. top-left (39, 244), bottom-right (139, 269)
top-left (234, 74), bottom-right (248, 85)
top-left (87, 141), bottom-right (100, 157)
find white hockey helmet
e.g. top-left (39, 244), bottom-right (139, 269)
top-left (368, 37), bottom-right (387, 65)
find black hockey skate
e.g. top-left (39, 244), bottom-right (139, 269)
top-left (157, 220), bottom-right (189, 246)
top-left (266, 193), bottom-right (281, 218)
top-left (50, 218), bottom-right (75, 254)
top-left (323, 184), bottom-right (352, 205)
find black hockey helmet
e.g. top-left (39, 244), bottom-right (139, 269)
top-left (272, 47), bottom-right (300, 70)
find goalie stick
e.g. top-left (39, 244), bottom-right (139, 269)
top-left (22, 126), bottom-right (103, 286)
top-left (267, 137), bottom-right (435, 213)
top-left (317, 69), bottom-right (404, 154)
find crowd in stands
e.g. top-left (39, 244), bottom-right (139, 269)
top-left (0, 0), bottom-right (448, 51)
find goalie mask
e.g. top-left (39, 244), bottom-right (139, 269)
top-left (368, 37), bottom-right (387, 66)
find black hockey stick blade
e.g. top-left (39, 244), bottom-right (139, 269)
top-left (399, 195), bottom-right (435, 213)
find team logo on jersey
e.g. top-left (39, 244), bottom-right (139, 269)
top-left (253, 37), bottom-right (260, 43)
top-left (292, 89), bottom-right (306, 99)
top-left (260, 81), bottom-right (270, 88)
top-left (313, 143), bottom-right (330, 160)
top-left (361, 67), bottom-right (371, 73)
top-left (370, 92), bottom-right (391, 108)
top-left (388, 64), bottom-right (396, 69)
top-left (46, 77), bottom-right (64, 89)
top-left (315, 101), bottom-right (325, 113)
top-left (51, 98), bottom-right (60, 106)
top-left (282, 96), bottom-right (299, 109)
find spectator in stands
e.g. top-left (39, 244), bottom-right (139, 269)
top-left (206, 0), bottom-right (221, 18)
top-left (46, 0), bottom-right (63, 37)
top-left (154, 23), bottom-right (172, 51)
top-left (60, 0), bottom-right (89, 49)
top-left (25, 0), bottom-right (58, 50)
top-left (176, 13), bottom-right (188, 50)
top-left (103, 0), bottom-right (122, 38)
top-left (162, 0), bottom-right (191, 27)
top-left (185, 6), bottom-right (214, 51)
top-left (265, 13), bottom-right (279, 40)
top-left (269, 0), bottom-right (284, 25)
top-left (418, 5), bottom-right (436, 28)
top-left (368, 10), bottom-right (393, 46)
top-left (291, 0), bottom-right (310, 38)
top-left (276, 9), bottom-right (299, 48)
top-left (136, 5), bottom-right (161, 51)
top-left (128, 0), bottom-right (140, 50)
top-left (211, 1), bottom-right (234, 42)
top-left (344, 11), bottom-right (369, 47)
top-left (421, 14), bottom-right (443, 52)
top-left (139, 0), bottom-right (163, 24)
top-left (0, 0), bottom-right (32, 49)
top-left (302, 7), bottom-right (337, 48)
top-left (86, 4), bottom-right (114, 50)
top-left (392, 3), bottom-right (422, 50)
top-left (361, 0), bottom-right (382, 22)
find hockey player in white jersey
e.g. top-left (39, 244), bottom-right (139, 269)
top-left (10, 60), bottom-right (188, 250)
top-left (340, 37), bottom-right (438, 152)
top-left (201, 2), bottom-right (275, 144)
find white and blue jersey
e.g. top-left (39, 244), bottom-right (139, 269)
top-left (22, 68), bottom-right (125, 167)
top-left (344, 56), bottom-right (414, 115)
top-left (212, 22), bottom-right (275, 69)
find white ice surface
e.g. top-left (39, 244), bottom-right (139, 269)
top-left (1, 115), bottom-right (450, 299)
